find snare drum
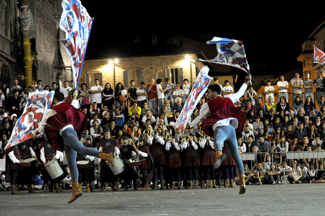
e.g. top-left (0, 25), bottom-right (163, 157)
top-left (20, 158), bottom-right (37, 164)
top-left (76, 160), bottom-right (91, 169)
top-left (107, 155), bottom-right (125, 175)
top-left (44, 157), bottom-right (64, 179)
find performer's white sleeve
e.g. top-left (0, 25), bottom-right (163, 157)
top-left (199, 139), bottom-right (207, 148)
top-left (209, 141), bottom-right (215, 149)
top-left (36, 109), bottom-right (56, 134)
top-left (29, 147), bottom-right (36, 157)
top-left (191, 141), bottom-right (199, 150)
top-left (190, 103), bottom-right (209, 128)
top-left (71, 99), bottom-right (80, 109)
top-left (138, 151), bottom-right (148, 158)
top-left (40, 148), bottom-right (46, 163)
top-left (174, 142), bottom-right (181, 151)
top-left (86, 155), bottom-right (95, 161)
top-left (181, 141), bottom-right (188, 150)
top-left (98, 146), bottom-right (103, 163)
top-left (165, 141), bottom-right (171, 151)
top-left (57, 151), bottom-right (64, 162)
top-left (157, 136), bottom-right (165, 145)
top-left (227, 83), bottom-right (248, 104)
top-left (8, 151), bottom-right (20, 164)
top-left (115, 146), bottom-right (120, 155)
top-left (147, 136), bottom-right (153, 145)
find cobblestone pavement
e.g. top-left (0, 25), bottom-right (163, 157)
top-left (0, 184), bottom-right (324, 216)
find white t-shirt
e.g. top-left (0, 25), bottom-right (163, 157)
top-left (182, 84), bottom-right (191, 95)
top-left (136, 88), bottom-right (147, 102)
top-left (173, 89), bottom-right (184, 103)
top-left (264, 86), bottom-right (275, 101)
top-left (90, 85), bottom-right (103, 103)
top-left (60, 86), bottom-right (72, 98)
top-left (157, 84), bottom-right (164, 99)
top-left (222, 85), bottom-right (233, 98)
top-left (277, 81), bottom-right (288, 93)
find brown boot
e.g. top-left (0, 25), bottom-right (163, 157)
top-left (86, 183), bottom-right (91, 192)
top-left (11, 184), bottom-right (18, 195)
top-left (78, 184), bottom-right (82, 193)
top-left (201, 180), bottom-right (206, 189)
top-left (170, 181), bottom-right (176, 190)
top-left (27, 184), bottom-right (35, 193)
top-left (42, 183), bottom-right (48, 193)
top-left (224, 179), bottom-right (230, 188)
top-left (230, 178), bottom-right (235, 188)
top-left (98, 152), bottom-right (114, 165)
top-left (177, 181), bottom-right (182, 189)
top-left (188, 180), bottom-right (193, 189)
top-left (195, 180), bottom-right (199, 189)
top-left (153, 181), bottom-right (158, 190)
top-left (55, 183), bottom-right (61, 193)
top-left (212, 180), bottom-right (218, 188)
top-left (219, 180), bottom-right (222, 188)
top-left (206, 180), bottom-right (211, 188)
top-left (239, 174), bottom-right (246, 194)
top-left (103, 182), bottom-right (108, 192)
top-left (68, 182), bottom-right (82, 204)
top-left (141, 182), bottom-right (149, 191)
top-left (115, 182), bottom-right (120, 191)
top-left (161, 180), bottom-right (166, 190)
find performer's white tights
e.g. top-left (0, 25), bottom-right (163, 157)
top-left (61, 127), bottom-right (100, 182)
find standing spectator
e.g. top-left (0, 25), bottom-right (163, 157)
top-left (0, 89), bottom-right (5, 110)
top-left (314, 71), bottom-right (325, 108)
top-left (264, 80), bottom-right (275, 102)
top-left (79, 83), bottom-right (91, 111)
top-left (90, 79), bottom-right (103, 109)
top-left (1, 83), bottom-right (10, 99)
top-left (244, 86), bottom-right (257, 106)
top-left (304, 71), bottom-right (314, 102)
top-left (51, 82), bottom-right (58, 91)
top-left (136, 81), bottom-right (147, 108)
top-left (156, 78), bottom-right (168, 114)
top-left (181, 78), bottom-right (191, 105)
top-left (127, 80), bottom-right (137, 107)
top-left (222, 80), bottom-right (233, 98)
top-left (277, 75), bottom-right (289, 103)
top-left (102, 83), bottom-right (115, 110)
top-left (33, 79), bottom-right (44, 92)
top-left (114, 82), bottom-right (125, 110)
top-left (9, 79), bottom-right (22, 96)
top-left (290, 72), bottom-right (303, 103)
top-left (163, 78), bottom-right (175, 107)
top-left (60, 81), bottom-right (72, 101)
top-left (147, 78), bottom-right (157, 116)
top-left (172, 83), bottom-right (184, 105)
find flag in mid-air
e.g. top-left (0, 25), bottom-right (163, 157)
top-left (200, 37), bottom-right (250, 73)
top-left (5, 91), bottom-right (54, 150)
top-left (313, 46), bottom-right (325, 65)
top-left (59, 0), bottom-right (93, 90)
top-left (174, 66), bottom-right (213, 130)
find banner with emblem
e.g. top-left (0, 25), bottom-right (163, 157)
top-left (174, 66), bottom-right (213, 130)
top-left (5, 91), bottom-right (54, 150)
top-left (59, 0), bottom-right (93, 90)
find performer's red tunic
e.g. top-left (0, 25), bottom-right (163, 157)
top-left (201, 97), bottom-right (245, 137)
top-left (45, 103), bottom-right (88, 151)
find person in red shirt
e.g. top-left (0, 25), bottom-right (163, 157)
top-left (147, 78), bottom-right (157, 116)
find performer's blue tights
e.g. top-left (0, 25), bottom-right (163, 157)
top-left (61, 127), bottom-right (100, 182)
top-left (213, 125), bottom-right (244, 175)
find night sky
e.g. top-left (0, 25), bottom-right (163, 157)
top-left (82, 2), bottom-right (325, 76)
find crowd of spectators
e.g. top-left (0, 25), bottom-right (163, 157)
top-left (2, 70), bottom-right (325, 191)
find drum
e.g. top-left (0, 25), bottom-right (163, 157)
top-left (106, 155), bottom-right (125, 175)
top-left (44, 157), bottom-right (64, 179)
top-left (76, 160), bottom-right (91, 169)
top-left (126, 158), bottom-right (139, 176)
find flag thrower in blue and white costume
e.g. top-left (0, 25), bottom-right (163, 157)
top-left (191, 37), bottom-right (251, 194)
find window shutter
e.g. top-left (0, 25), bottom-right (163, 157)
top-left (178, 68), bottom-right (183, 84)
top-left (165, 68), bottom-right (170, 80)
top-left (123, 70), bottom-right (129, 87)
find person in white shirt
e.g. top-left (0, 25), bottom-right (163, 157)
top-left (142, 110), bottom-right (156, 124)
top-left (222, 80), bottom-right (233, 98)
top-left (277, 75), bottom-right (289, 103)
top-left (90, 79), bottom-right (103, 108)
top-left (173, 83), bottom-right (184, 104)
top-left (264, 80), bottom-right (275, 102)
top-left (136, 81), bottom-right (147, 108)
top-left (156, 78), bottom-right (169, 114)
top-left (60, 81), bottom-right (72, 101)
top-left (182, 78), bottom-right (191, 104)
